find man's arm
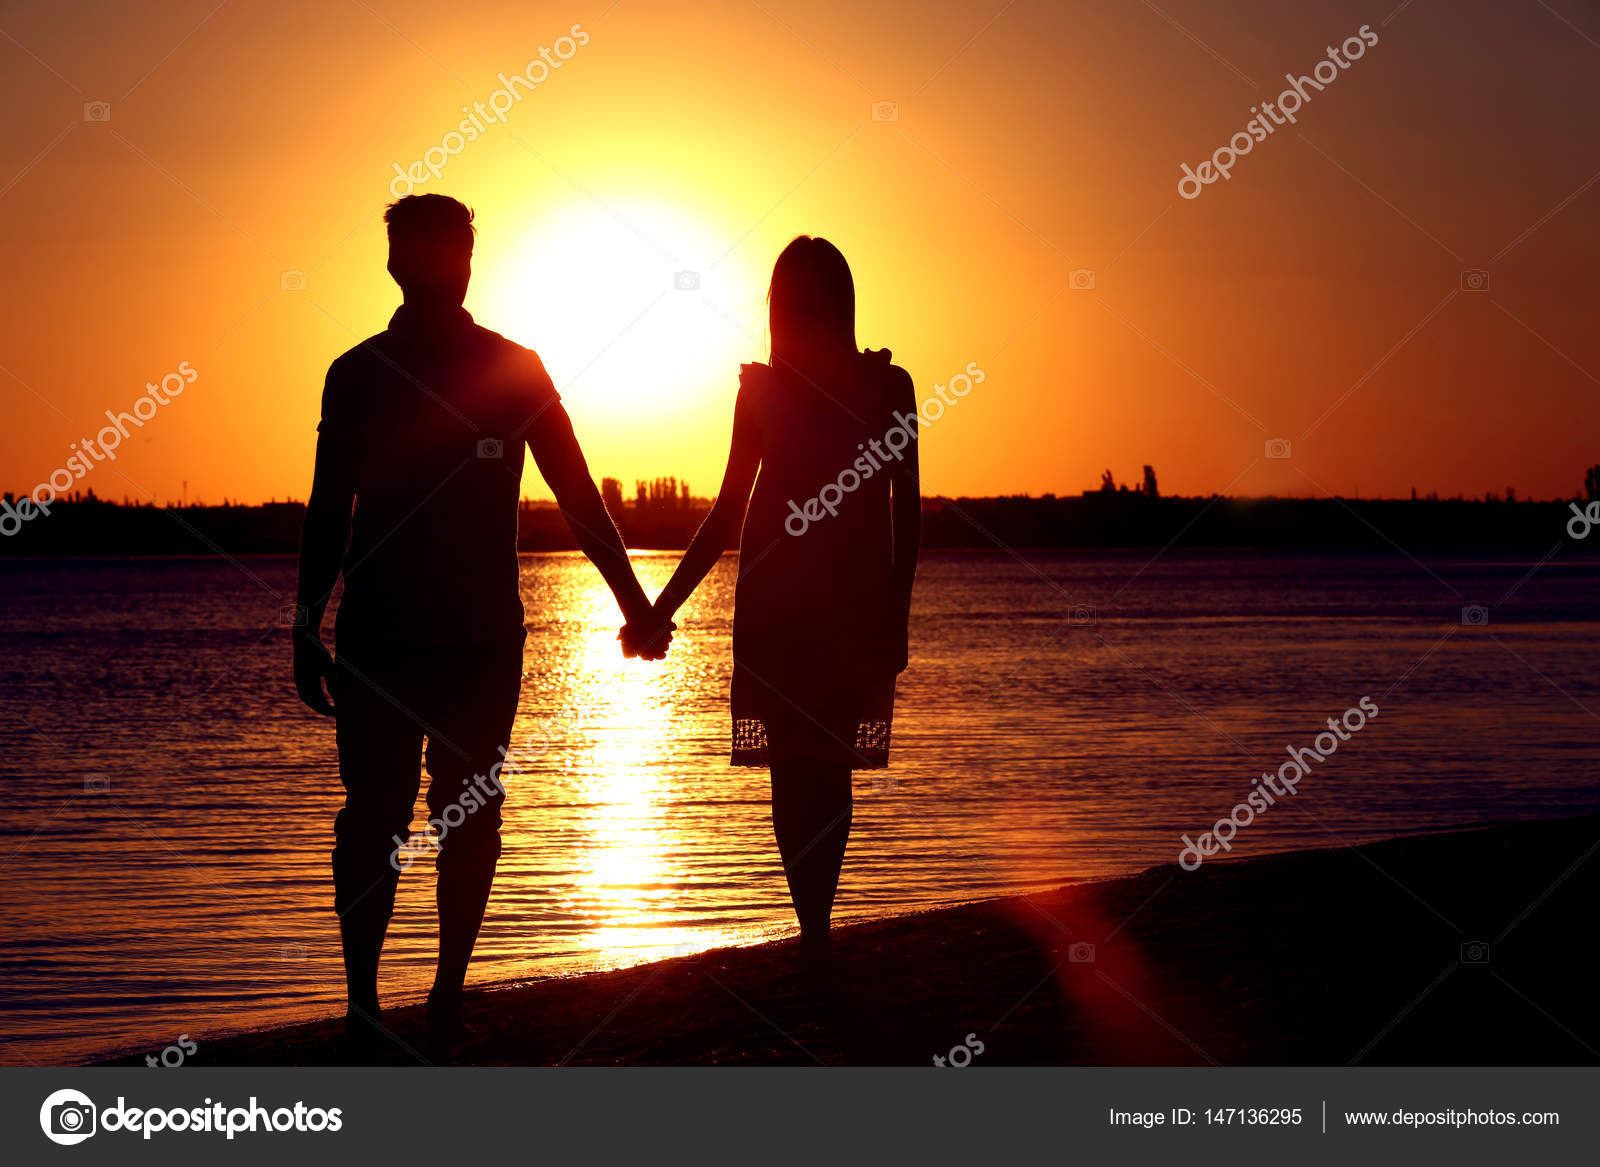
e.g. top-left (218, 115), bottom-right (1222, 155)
top-left (292, 366), bottom-right (357, 715)
top-left (526, 404), bottom-right (661, 651)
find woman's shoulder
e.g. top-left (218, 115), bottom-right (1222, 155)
top-left (861, 346), bottom-right (908, 375)
top-left (738, 352), bottom-right (910, 405)
top-left (738, 361), bottom-right (775, 389)
top-left (736, 361), bottom-right (777, 412)
top-left (733, 362), bottom-right (777, 434)
top-left (860, 348), bottom-right (914, 401)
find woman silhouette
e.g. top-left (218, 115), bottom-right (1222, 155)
top-left (648, 236), bottom-right (920, 969)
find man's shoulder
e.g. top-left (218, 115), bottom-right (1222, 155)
top-left (469, 324), bottom-right (558, 397)
top-left (327, 333), bottom-right (393, 379)
top-left (470, 323), bottom-right (545, 364)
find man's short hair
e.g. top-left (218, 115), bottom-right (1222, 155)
top-left (384, 194), bottom-right (475, 253)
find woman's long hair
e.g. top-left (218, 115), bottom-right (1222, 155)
top-left (767, 236), bottom-right (857, 372)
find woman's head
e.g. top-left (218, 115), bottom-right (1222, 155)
top-left (768, 236), bottom-right (856, 364)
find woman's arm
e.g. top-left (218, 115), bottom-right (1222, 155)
top-left (654, 378), bottom-right (763, 621)
top-left (889, 368), bottom-right (922, 614)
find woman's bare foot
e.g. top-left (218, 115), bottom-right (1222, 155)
top-left (340, 1006), bottom-right (383, 1063)
top-left (425, 988), bottom-right (470, 1052)
top-left (799, 929), bottom-right (834, 983)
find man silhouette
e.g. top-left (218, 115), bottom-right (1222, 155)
top-left (293, 194), bottom-right (671, 1051)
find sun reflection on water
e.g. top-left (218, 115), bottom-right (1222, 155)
top-left (515, 576), bottom-right (732, 964)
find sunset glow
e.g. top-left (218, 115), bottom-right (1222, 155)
top-left (5, 1), bottom-right (1597, 509)
top-left (475, 196), bottom-right (762, 493)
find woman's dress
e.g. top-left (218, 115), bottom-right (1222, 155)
top-left (729, 349), bottom-right (914, 769)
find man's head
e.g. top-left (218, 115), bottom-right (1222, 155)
top-left (385, 194), bottom-right (475, 305)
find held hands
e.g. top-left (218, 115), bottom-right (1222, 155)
top-left (618, 600), bottom-right (676, 662)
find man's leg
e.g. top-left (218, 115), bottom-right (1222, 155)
top-left (421, 637), bottom-right (524, 1017)
top-left (332, 656), bottom-right (424, 1027)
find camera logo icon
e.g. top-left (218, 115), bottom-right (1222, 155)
top-left (1460, 269), bottom-right (1490, 292)
top-left (1068, 605), bottom-right (1097, 627)
top-left (662, 939), bottom-right (703, 961)
top-left (1069, 268), bottom-right (1096, 290)
top-left (40, 1088), bottom-right (97, 1145)
top-left (1068, 941), bottom-right (1096, 963)
top-left (83, 102), bottom-right (111, 122)
top-left (84, 774), bottom-right (110, 794)
top-left (476, 437), bottom-right (504, 460)
top-left (1265, 438), bottom-right (1292, 460)
top-left (673, 270), bottom-right (700, 291)
top-left (1460, 940), bottom-right (1490, 964)
top-left (871, 101), bottom-right (899, 122)
top-left (278, 604), bottom-right (308, 627)
top-left (1461, 605), bottom-right (1489, 627)
top-left (280, 270), bottom-right (308, 292)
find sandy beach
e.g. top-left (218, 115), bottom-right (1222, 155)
top-left (95, 815), bottom-right (1599, 1067)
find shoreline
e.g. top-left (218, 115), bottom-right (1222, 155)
top-left (93, 814), bottom-right (1600, 1066)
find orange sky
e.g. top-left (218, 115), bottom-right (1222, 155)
top-left (2, 0), bottom-right (1597, 506)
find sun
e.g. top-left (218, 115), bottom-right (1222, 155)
top-left (472, 198), bottom-right (763, 421)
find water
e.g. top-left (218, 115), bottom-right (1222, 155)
top-left (2, 549), bottom-right (1597, 1065)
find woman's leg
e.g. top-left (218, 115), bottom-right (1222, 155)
top-left (770, 757), bottom-right (853, 952)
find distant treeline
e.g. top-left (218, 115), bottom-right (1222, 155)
top-left (919, 493), bottom-right (1596, 552)
top-left (3, 489), bottom-right (1596, 556)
